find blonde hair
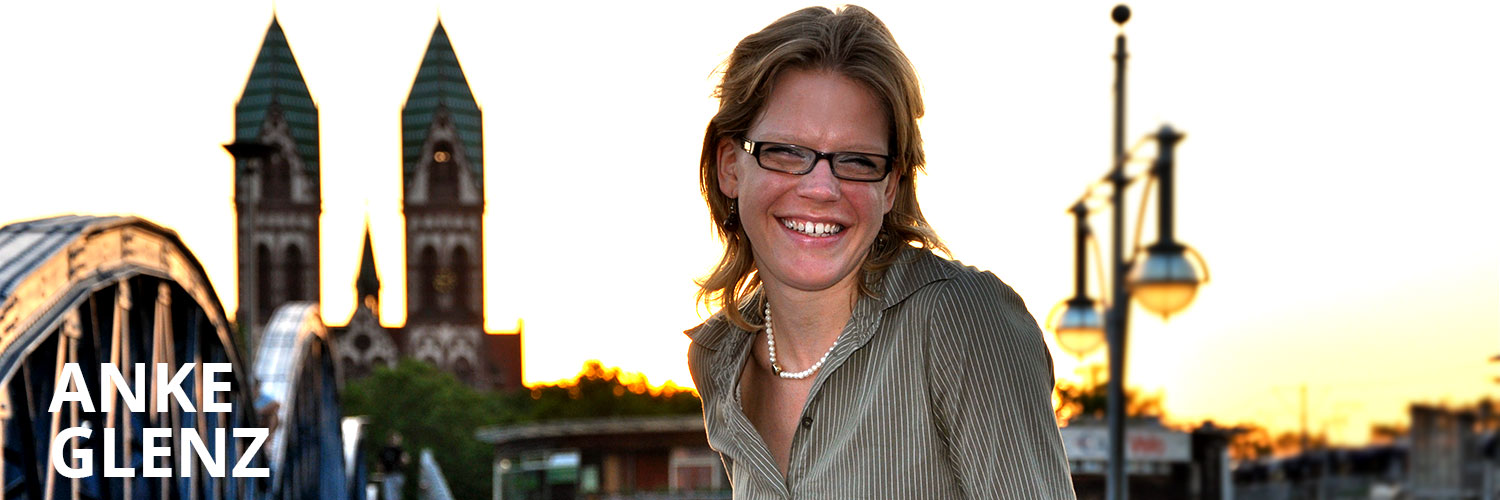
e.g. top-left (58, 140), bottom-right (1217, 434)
top-left (697, 5), bottom-right (947, 331)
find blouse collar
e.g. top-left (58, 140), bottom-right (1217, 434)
top-left (685, 246), bottom-right (951, 352)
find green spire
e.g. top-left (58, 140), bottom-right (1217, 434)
top-left (235, 16), bottom-right (319, 173)
top-left (356, 221), bottom-right (380, 301)
top-left (402, 21), bottom-right (482, 184)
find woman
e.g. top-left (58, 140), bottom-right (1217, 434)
top-left (687, 5), bottom-right (1076, 499)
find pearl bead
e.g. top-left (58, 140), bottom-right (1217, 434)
top-left (765, 301), bottom-right (838, 380)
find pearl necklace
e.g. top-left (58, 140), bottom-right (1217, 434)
top-left (764, 301), bottom-right (838, 380)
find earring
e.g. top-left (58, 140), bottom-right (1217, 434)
top-left (874, 228), bottom-right (891, 253)
top-left (722, 200), bottom-right (740, 231)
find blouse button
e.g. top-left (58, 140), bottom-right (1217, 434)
top-left (801, 416), bottom-right (814, 430)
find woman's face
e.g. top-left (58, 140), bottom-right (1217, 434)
top-left (717, 68), bottom-right (901, 297)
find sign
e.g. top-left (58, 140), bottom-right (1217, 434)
top-left (1059, 425), bottom-right (1191, 462)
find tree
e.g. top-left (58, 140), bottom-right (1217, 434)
top-left (519, 361), bottom-right (701, 421)
top-left (1369, 422), bottom-right (1407, 445)
top-left (342, 359), bottom-right (502, 500)
top-left (341, 359), bottom-right (703, 499)
top-left (1227, 424), bottom-right (1273, 461)
top-left (1054, 378), bottom-right (1165, 424)
top-left (1222, 422), bottom-right (1333, 461)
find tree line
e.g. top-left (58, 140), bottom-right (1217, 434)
top-left (341, 359), bottom-right (701, 499)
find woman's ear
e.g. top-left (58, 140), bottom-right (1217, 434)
top-left (882, 168), bottom-right (902, 214)
top-left (716, 137), bottom-right (741, 198)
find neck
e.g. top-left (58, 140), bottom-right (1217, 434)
top-left (762, 275), bottom-right (859, 366)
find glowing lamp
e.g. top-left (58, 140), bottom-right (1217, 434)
top-left (1052, 297), bottom-right (1105, 358)
top-left (1127, 242), bottom-right (1204, 318)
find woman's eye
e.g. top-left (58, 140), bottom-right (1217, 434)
top-left (762, 145), bottom-right (810, 163)
top-left (837, 156), bottom-right (878, 169)
top-left (763, 145), bottom-right (803, 156)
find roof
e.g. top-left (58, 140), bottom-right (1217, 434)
top-left (475, 415), bottom-right (706, 446)
top-left (355, 222), bottom-right (380, 300)
top-left (401, 21), bottom-right (483, 184)
top-left (235, 16), bottom-right (320, 173)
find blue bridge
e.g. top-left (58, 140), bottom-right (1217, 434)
top-left (0, 215), bottom-right (368, 499)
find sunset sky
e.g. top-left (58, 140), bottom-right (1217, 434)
top-left (1, 0), bottom-right (1495, 445)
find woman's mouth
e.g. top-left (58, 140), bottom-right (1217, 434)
top-left (779, 217), bottom-right (844, 237)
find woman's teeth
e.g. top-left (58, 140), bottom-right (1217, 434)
top-left (783, 219), bottom-right (844, 237)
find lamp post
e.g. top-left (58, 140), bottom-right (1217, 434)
top-left (1048, 6), bottom-right (1208, 500)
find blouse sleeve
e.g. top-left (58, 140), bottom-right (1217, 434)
top-left (925, 271), bottom-right (1076, 499)
top-left (686, 334), bottom-right (737, 486)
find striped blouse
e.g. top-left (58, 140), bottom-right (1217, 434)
top-left (686, 247), bottom-right (1077, 499)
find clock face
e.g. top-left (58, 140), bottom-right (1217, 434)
top-left (433, 269), bottom-right (456, 294)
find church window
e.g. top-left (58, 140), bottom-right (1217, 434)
top-left (418, 246), bottom-right (439, 316)
top-left (452, 246), bottom-right (472, 319)
top-left (453, 357), bottom-right (474, 385)
top-left (264, 154), bottom-right (291, 201)
top-left (429, 143), bottom-right (459, 201)
top-left (256, 244), bottom-right (274, 320)
top-left (286, 244), bottom-right (306, 302)
top-left (346, 357), bottom-right (370, 380)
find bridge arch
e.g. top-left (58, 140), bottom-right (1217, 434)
top-left (0, 215), bottom-right (357, 499)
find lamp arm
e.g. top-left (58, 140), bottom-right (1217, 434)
top-left (1186, 244), bottom-right (1211, 283)
top-left (1045, 301), bottom-right (1065, 331)
top-left (1075, 141), bottom-right (1159, 210)
top-left (1099, 134), bottom-right (1160, 185)
top-left (1126, 172), bottom-right (1157, 265)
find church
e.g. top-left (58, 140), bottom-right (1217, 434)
top-left (226, 16), bottom-right (523, 391)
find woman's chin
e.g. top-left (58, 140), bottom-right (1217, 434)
top-left (763, 262), bottom-right (861, 294)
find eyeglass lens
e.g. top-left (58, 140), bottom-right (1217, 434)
top-left (757, 143), bottom-right (888, 181)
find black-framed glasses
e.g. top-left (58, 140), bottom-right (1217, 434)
top-left (739, 138), bottom-right (894, 182)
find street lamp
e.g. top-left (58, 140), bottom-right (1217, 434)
top-left (1048, 6), bottom-right (1210, 500)
top-left (1126, 125), bottom-right (1208, 319)
top-left (1050, 202), bottom-right (1105, 360)
top-left (223, 139), bottom-right (276, 357)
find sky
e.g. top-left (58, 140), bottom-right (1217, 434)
top-left (1, 0), bottom-right (1496, 446)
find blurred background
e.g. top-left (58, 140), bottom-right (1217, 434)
top-left (1, 1), bottom-right (1495, 498)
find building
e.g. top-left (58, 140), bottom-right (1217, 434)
top-left (476, 415), bottom-right (729, 499)
top-left (1233, 402), bottom-right (1500, 499)
top-left (229, 16), bottom-right (522, 391)
top-left (1409, 403), bottom-right (1488, 498)
top-left (1061, 416), bottom-right (1238, 500)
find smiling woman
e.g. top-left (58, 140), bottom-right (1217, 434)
top-left (685, 5), bottom-right (1076, 498)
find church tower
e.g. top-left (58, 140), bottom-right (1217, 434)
top-left (401, 21), bottom-right (487, 386)
top-left (228, 16), bottom-right (321, 345)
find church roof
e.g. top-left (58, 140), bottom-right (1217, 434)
top-left (235, 16), bottom-right (320, 173)
top-left (356, 222), bottom-right (380, 300)
top-left (402, 21), bottom-right (483, 185)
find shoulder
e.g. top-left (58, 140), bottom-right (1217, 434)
top-left (915, 255), bottom-right (1057, 407)
top-left (684, 318), bottom-right (726, 399)
top-left (684, 304), bottom-right (750, 401)
top-left (889, 248), bottom-right (1029, 322)
top-left (933, 266), bottom-right (1028, 318)
top-left (897, 252), bottom-right (1043, 361)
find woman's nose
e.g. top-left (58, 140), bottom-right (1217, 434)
top-left (796, 159), bottom-right (841, 201)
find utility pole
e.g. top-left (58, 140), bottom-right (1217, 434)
top-left (1301, 384), bottom-right (1310, 454)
